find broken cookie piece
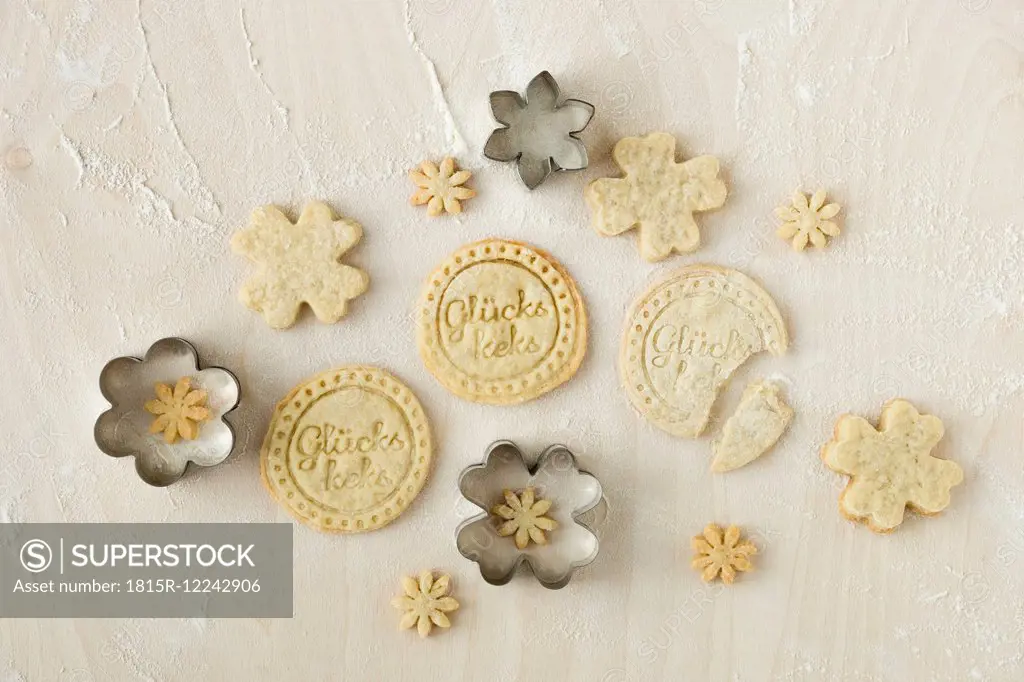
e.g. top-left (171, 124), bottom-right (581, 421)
top-left (711, 380), bottom-right (793, 473)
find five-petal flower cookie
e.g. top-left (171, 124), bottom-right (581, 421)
top-left (390, 571), bottom-right (459, 638)
top-left (144, 376), bottom-right (210, 444)
top-left (691, 524), bottom-right (757, 584)
top-left (775, 189), bottom-right (842, 251)
top-left (492, 487), bottom-right (558, 549)
top-left (409, 158), bottom-right (476, 216)
top-left (821, 399), bottom-right (963, 533)
top-left (483, 71), bottom-right (595, 189)
top-left (586, 132), bottom-right (727, 261)
top-left (230, 201), bottom-right (369, 329)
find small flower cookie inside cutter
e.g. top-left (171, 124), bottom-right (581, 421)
top-left (483, 71), bottom-right (595, 189)
top-left (94, 337), bottom-right (240, 487)
top-left (456, 440), bottom-right (604, 589)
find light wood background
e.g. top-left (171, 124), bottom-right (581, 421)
top-left (1, 0), bottom-right (1022, 680)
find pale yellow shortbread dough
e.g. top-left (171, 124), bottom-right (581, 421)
top-left (585, 132), bottom-right (727, 261)
top-left (416, 239), bottom-right (587, 405)
top-left (260, 366), bottom-right (432, 533)
top-left (711, 380), bottom-right (793, 472)
top-left (231, 201), bottom-right (369, 329)
top-left (621, 264), bottom-right (788, 438)
top-left (821, 399), bottom-right (963, 533)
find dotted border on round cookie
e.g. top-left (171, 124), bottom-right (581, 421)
top-left (259, 365), bottom-right (432, 534)
top-left (620, 264), bottom-right (788, 433)
top-left (416, 239), bottom-right (587, 405)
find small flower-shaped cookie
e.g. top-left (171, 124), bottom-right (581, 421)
top-left (821, 399), bottom-right (963, 533)
top-left (483, 71), bottom-right (595, 189)
top-left (391, 571), bottom-right (459, 638)
top-left (409, 158), bottom-right (476, 216)
top-left (492, 488), bottom-right (558, 549)
top-left (775, 189), bottom-right (841, 251)
top-left (144, 376), bottom-right (211, 444)
top-left (586, 132), bottom-right (727, 261)
top-left (691, 524), bottom-right (757, 584)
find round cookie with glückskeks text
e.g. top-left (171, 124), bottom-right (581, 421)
top-left (620, 264), bottom-right (788, 438)
top-left (416, 239), bottom-right (587, 405)
top-left (260, 366), bottom-right (432, 533)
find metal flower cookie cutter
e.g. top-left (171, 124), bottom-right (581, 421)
top-left (456, 440), bottom-right (605, 589)
top-left (483, 71), bottom-right (595, 189)
top-left (94, 337), bottom-right (240, 486)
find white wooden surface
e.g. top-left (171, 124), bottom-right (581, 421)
top-left (1, 0), bottom-right (1023, 680)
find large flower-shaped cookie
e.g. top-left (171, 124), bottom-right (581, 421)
top-left (230, 201), bottom-right (369, 329)
top-left (821, 399), bottom-right (964, 533)
top-left (586, 132), bottom-right (727, 261)
top-left (483, 71), bottom-right (595, 189)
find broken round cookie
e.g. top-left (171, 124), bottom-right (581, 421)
top-left (416, 239), bottom-right (587, 405)
top-left (586, 132), bottom-right (727, 261)
top-left (620, 264), bottom-right (788, 438)
top-left (230, 201), bottom-right (369, 329)
top-left (711, 380), bottom-right (794, 473)
top-left (821, 399), bottom-right (963, 533)
top-left (260, 366), bottom-right (432, 533)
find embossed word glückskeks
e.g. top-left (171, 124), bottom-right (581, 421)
top-left (416, 239), bottom-right (587, 405)
top-left (260, 366), bottom-right (432, 533)
top-left (620, 264), bottom-right (788, 438)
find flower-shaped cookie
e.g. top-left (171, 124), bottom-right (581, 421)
top-left (144, 376), bottom-right (211, 444)
top-left (456, 441), bottom-right (603, 589)
top-left (492, 488), bottom-right (558, 549)
top-left (230, 201), bottom-right (369, 329)
top-left (483, 71), bottom-right (595, 189)
top-left (821, 399), bottom-right (964, 533)
top-left (691, 524), bottom-right (757, 584)
top-left (775, 189), bottom-right (841, 251)
top-left (94, 338), bottom-right (240, 486)
top-left (586, 132), bottom-right (727, 261)
top-left (391, 570), bottom-right (459, 638)
top-left (409, 158), bottom-right (476, 216)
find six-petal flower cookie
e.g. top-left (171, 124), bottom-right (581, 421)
top-left (390, 571), bottom-right (459, 638)
top-left (586, 132), bottom-right (728, 261)
top-left (410, 158), bottom-right (476, 216)
top-left (492, 488), bottom-right (558, 549)
top-left (483, 71), bottom-right (595, 189)
top-left (144, 376), bottom-right (210, 444)
top-left (230, 201), bottom-right (369, 329)
top-left (776, 189), bottom-right (842, 251)
top-left (821, 399), bottom-right (963, 533)
top-left (691, 524), bottom-right (757, 584)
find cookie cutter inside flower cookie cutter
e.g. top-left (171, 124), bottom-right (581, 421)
top-left (483, 71), bottom-right (596, 189)
top-left (94, 337), bottom-right (240, 487)
top-left (456, 440), bottom-right (606, 589)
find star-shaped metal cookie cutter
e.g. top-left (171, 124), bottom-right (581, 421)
top-left (483, 71), bottom-right (595, 189)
